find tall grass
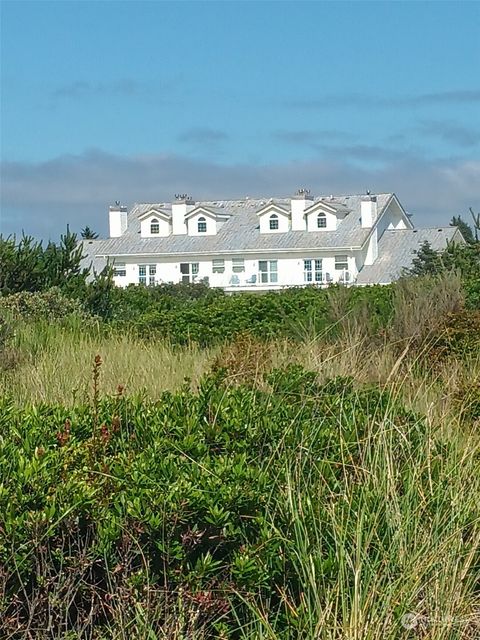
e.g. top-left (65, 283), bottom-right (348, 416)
top-left (0, 320), bottom-right (215, 404)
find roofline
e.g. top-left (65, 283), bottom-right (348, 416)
top-left (256, 203), bottom-right (290, 216)
top-left (95, 244), bottom-right (364, 259)
top-left (304, 200), bottom-right (343, 214)
top-left (184, 205), bottom-right (230, 221)
top-left (137, 208), bottom-right (171, 221)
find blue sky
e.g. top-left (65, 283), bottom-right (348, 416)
top-left (1, 0), bottom-right (479, 238)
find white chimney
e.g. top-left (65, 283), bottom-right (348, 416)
top-left (360, 194), bottom-right (377, 228)
top-left (172, 194), bottom-right (194, 235)
top-left (291, 189), bottom-right (313, 231)
top-left (109, 203), bottom-right (128, 237)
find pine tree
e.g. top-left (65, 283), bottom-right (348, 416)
top-left (406, 241), bottom-right (445, 276)
top-left (81, 226), bottom-right (99, 240)
top-left (450, 215), bottom-right (475, 244)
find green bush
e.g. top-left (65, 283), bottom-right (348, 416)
top-left (1, 366), bottom-right (478, 637)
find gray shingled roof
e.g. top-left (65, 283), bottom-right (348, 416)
top-left (356, 227), bottom-right (460, 285)
top-left (83, 193), bottom-right (393, 259)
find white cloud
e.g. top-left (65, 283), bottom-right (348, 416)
top-left (1, 150), bottom-right (479, 238)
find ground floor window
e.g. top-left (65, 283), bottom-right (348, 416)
top-left (335, 255), bottom-right (349, 270)
top-left (212, 259), bottom-right (225, 273)
top-left (258, 260), bottom-right (278, 283)
top-left (138, 264), bottom-right (157, 285)
top-left (232, 258), bottom-right (245, 273)
top-left (304, 259), bottom-right (323, 283)
top-left (113, 262), bottom-right (126, 277)
top-left (180, 262), bottom-right (199, 283)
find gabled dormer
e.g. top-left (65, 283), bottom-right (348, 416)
top-left (184, 205), bottom-right (229, 236)
top-left (139, 207), bottom-right (171, 237)
top-left (257, 202), bottom-right (290, 233)
top-left (304, 200), bottom-right (349, 232)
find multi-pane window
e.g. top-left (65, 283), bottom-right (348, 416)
top-left (197, 217), bottom-right (207, 233)
top-left (269, 214), bottom-right (279, 230)
top-left (317, 214), bottom-right (327, 228)
top-left (212, 259), bottom-right (225, 273)
top-left (150, 219), bottom-right (160, 234)
top-left (113, 262), bottom-right (126, 277)
top-left (139, 264), bottom-right (156, 285)
top-left (335, 255), bottom-right (349, 270)
top-left (148, 264), bottom-right (156, 286)
top-left (180, 262), bottom-right (199, 283)
top-left (232, 258), bottom-right (245, 273)
top-left (258, 260), bottom-right (278, 284)
top-left (304, 259), bottom-right (323, 283)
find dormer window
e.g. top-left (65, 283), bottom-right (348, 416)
top-left (269, 214), bottom-right (279, 230)
top-left (317, 213), bottom-right (327, 229)
top-left (150, 219), bottom-right (160, 234)
top-left (197, 217), bottom-right (207, 233)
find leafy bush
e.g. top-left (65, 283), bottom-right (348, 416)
top-left (0, 287), bottom-right (91, 321)
top-left (1, 365), bottom-right (479, 637)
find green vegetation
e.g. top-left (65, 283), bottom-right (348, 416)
top-left (0, 227), bottom-right (479, 638)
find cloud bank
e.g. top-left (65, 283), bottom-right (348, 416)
top-left (1, 150), bottom-right (479, 239)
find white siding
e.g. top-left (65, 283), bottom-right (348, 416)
top-left (140, 215), bottom-right (170, 238)
top-left (111, 252), bottom-right (359, 290)
top-left (187, 212), bottom-right (217, 236)
top-left (258, 209), bottom-right (290, 233)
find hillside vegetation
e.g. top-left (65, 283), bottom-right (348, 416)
top-left (0, 238), bottom-right (479, 638)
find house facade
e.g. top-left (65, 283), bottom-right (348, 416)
top-left (82, 191), bottom-right (462, 290)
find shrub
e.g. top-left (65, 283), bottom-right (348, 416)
top-left (1, 365), bottom-right (479, 637)
top-left (0, 287), bottom-right (91, 321)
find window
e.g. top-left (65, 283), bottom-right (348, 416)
top-left (258, 260), bottom-right (278, 284)
top-left (113, 262), bottom-right (126, 277)
top-left (317, 213), bottom-right (327, 229)
top-left (335, 255), bottom-right (349, 270)
top-left (148, 264), bottom-right (156, 286)
top-left (304, 259), bottom-right (323, 283)
top-left (180, 262), bottom-right (199, 283)
top-left (232, 258), bottom-right (245, 273)
top-left (269, 214), bottom-right (279, 230)
top-left (150, 218), bottom-right (160, 234)
top-left (212, 259), bottom-right (225, 273)
top-left (197, 217), bottom-right (207, 233)
top-left (139, 264), bottom-right (156, 285)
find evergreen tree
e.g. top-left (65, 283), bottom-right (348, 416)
top-left (450, 215), bottom-right (475, 244)
top-left (406, 241), bottom-right (445, 276)
top-left (81, 226), bottom-right (99, 239)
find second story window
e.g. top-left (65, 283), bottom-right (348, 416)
top-left (269, 214), bottom-right (279, 230)
top-left (317, 213), bottom-right (327, 228)
top-left (198, 217), bottom-right (207, 233)
top-left (150, 218), bottom-right (160, 234)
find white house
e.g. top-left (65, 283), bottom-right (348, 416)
top-left (82, 190), bottom-right (463, 290)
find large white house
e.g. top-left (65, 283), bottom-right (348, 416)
top-left (82, 190), bottom-right (463, 290)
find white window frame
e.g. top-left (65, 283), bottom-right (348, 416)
top-left (232, 258), bottom-right (245, 273)
top-left (335, 255), bottom-right (349, 270)
top-left (258, 260), bottom-right (278, 284)
top-left (317, 213), bottom-right (327, 229)
top-left (212, 259), bottom-right (225, 273)
top-left (303, 259), bottom-right (323, 283)
top-left (139, 264), bottom-right (156, 285)
top-left (150, 218), bottom-right (160, 234)
top-left (197, 217), bottom-right (207, 233)
top-left (180, 262), bottom-right (200, 283)
top-left (269, 214), bottom-right (279, 230)
top-left (113, 262), bottom-right (126, 277)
